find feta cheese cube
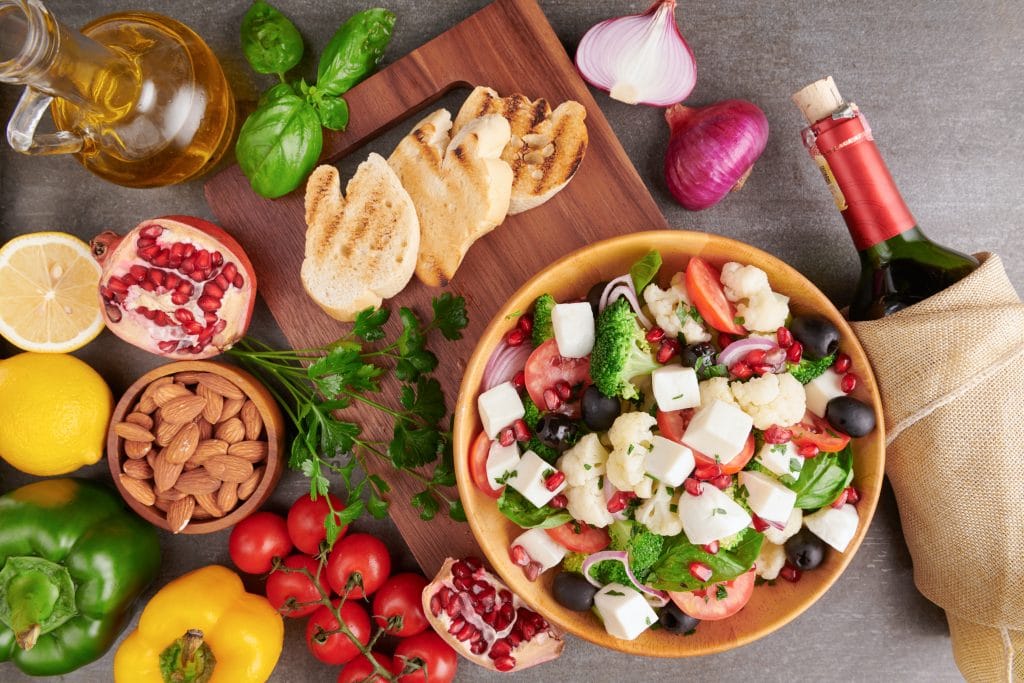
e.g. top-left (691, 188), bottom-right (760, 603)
top-left (677, 484), bottom-right (751, 544)
top-left (805, 370), bottom-right (845, 417)
top-left (594, 583), bottom-right (658, 641)
top-left (486, 440), bottom-right (521, 489)
top-left (551, 302), bottom-right (595, 358)
top-left (644, 436), bottom-right (695, 487)
top-left (738, 470), bottom-right (797, 524)
top-left (804, 503), bottom-right (859, 552)
top-left (756, 440), bottom-right (804, 480)
top-left (651, 364), bottom-right (701, 412)
top-left (508, 450), bottom-right (566, 508)
top-left (681, 399), bottom-right (753, 462)
top-left (511, 528), bottom-right (566, 571)
top-left (477, 381), bottom-right (525, 438)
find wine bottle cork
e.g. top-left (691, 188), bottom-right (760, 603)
top-left (792, 76), bottom-right (846, 124)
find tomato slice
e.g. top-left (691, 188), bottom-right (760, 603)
top-left (790, 413), bottom-right (851, 453)
top-left (468, 431), bottom-right (501, 499)
top-left (656, 409), bottom-right (755, 475)
top-left (668, 569), bottom-right (755, 621)
top-left (546, 521), bottom-right (611, 553)
top-left (685, 257), bottom-right (746, 335)
top-left (524, 338), bottom-right (591, 415)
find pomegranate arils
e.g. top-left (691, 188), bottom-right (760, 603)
top-left (509, 545), bottom-right (529, 567)
top-left (763, 425), bottom-right (792, 444)
top-left (211, 251), bottom-right (223, 267)
top-left (841, 373), bottom-right (858, 393)
top-left (730, 361), bottom-right (754, 379)
top-left (512, 370), bottom-right (526, 391)
top-left (543, 388), bottom-right (562, 411)
top-left (744, 349), bottom-right (767, 365)
top-left (233, 273), bottom-right (245, 288)
top-left (499, 427), bottom-right (515, 447)
top-left (786, 341), bottom-right (804, 363)
top-left (718, 333), bottom-right (734, 347)
top-left (689, 562), bottom-right (713, 583)
top-left (506, 328), bottom-right (526, 347)
top-left (710, 474), bottom-right (732, 490)
top-left (751, 514), bottom-right (770, 532)
top-left (833, 352), bottom-right (852, 374)
top-left (544, 471), bottom-right (565, 491)
top-left (645, 326), bottom-right (665, 343)
top-left (776, 326), bottom-right (794, 348)
top-left (606, 490), bottom-right (635, 513)
top-left (845, 486), bottom-right (860, 505)
top-left (780, 562), bottom-right (802, 583)
top-left (831, 488), bottom-right (849, 509)
top-left (702, 540), bottom-right (719, 554)
top-left (512, 419), bottom-right (530, 442)
top-left (549, 494), bottom-right (568, 509)
top-left (197, 296), bottom-right (221, 312)
top-left (657, 338), bottom-right (680, 363)
top-left (554, 380), bottom-right (572, 400)
top-left (517, 314), bottom-right (534, 333)
top-left (797, 443), bottom-right (820, 458)
top-left (222, 262), bottom-right (237, 281)
top-left (693, 463), bottom-right (722, 481)
top-left (523, 562), bottom-right (541, 582)
top-left (683, 477), bottom-right (703, 496)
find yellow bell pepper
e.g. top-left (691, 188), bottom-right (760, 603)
top-left (113, 565), bottom-right (283, 683)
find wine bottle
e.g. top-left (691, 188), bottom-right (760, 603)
top-left (792, 77), bottom-right (978, 321)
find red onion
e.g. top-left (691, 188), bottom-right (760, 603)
top-left (580, 550), bottom-right (670, 607)
top-left (598, 276), bottom-right (653, 329)
top-left (717, 336), bottom-right (778, 368)
top-left (599, 274), bottom-right (633, 312)
top-left (664, 100), bottom-right (769, 211)
top-left (575, 0), bottom-right (696, 107)
top-left (481, 339), bottom-right (533, 391)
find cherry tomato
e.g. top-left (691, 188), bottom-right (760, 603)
top-left (524, 339), bottom-right (590, 414)
top-left (685, 257), bottom-right (746, 335)
top-left (468, 430), bottom-right (501, 499)
top-left (326, 533), bottom-right (392, 599)
top-left (338, 652), bottom-right (393, 683)
top-left (657, 409), bottom-right (755, 474)
top-left (305, 599), bottom-right (371, 665)
top-left (288, 492), bottom-right (347, 555)
top-left (372, 572), bottom-right (430, 637)
top-left (393, 631), bottom-right (458, 683)
top-left (790, 413), bottom-right (851, 453)
top-left (668, 568), bottom-right (756, 621)
top-left (546, 520), bottom-right (611, 553)
top-left (228, 511), bottom-right (293, 574)
top-left (266, 554), bottom-right (330, 618)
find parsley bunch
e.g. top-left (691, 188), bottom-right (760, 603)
top-left (228, 294), bottom-right (469, 544)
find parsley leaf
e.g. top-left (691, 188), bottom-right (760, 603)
top-left (352, 306), bottom-right (390, 341)
top-left (431, 292), bottom-right (469, 340)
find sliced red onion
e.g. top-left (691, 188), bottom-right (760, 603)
top-left (579, 549), bottom-right (670, 607)
top-left (598, 274), bottom-right (633, 312)
top-left (575, 0), bottom-right (696, 107)
top-left (481, 340), bottom-right (533, 391)
top-left (717, 336), bottom-right (778, 368)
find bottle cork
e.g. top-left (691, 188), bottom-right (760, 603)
top-left (792, 76), bottom-right (846, 124)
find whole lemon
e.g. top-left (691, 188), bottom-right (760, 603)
top-left (0, 352), bottom-right (113, 475)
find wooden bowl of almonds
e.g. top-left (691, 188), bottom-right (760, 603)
top-left (107, 360), bottom-right (285, 534)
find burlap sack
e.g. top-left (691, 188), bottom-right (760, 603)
top-left (850, 253), bottom-right (1024, 681)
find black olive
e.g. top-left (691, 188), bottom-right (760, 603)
top-left (581, 385), bottom-right (620, 431)
top-left (552, 572), bottom-right (598, 612)
top-left (680, 342), bottom-right (716, 369)
top-left (587, 281), bottom-right (609, 317)
top-left (825, 396), bottom-right (876, 437)
top-left (658, 602), bottom-right (700, 635)
top-left (789, 316), bottom-right (841, 360)
top-left (536, 413), bottom-right (581, 451)
top-left (784, 528), bottom-right (826, 570)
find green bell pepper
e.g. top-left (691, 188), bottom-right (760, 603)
top-left (0, 478), bottom-right (161, 676)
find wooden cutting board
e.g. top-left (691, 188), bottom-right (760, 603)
top-left (204, 0), bottom-right (669, 574)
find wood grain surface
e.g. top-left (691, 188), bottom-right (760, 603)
top-left (205, 0), bottom-right (669, 573)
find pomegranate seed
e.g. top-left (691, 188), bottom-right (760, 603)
top-left (751, 514), bottom-right (770, 532)
top-left (157, 340), bottom-right (178, 353)
top-left (606, 491), bottom-right (635, 513)
top-left (693, 463), bottom-right (722, 481)
top-left (512, 370), bottom-right (526, 390)
top-left (499, 427), bottom-right (515, 447)
top-left (845, 486), bottom-right (860, 505)
top-left (797, 443), bottom-right (820, 458)
top-left (779, 563), bottom-right (802, 583)
top-left (549, 494), bottom-right (568, 508)
top-left (730, 362), bottom-right (754, 379)
top-left (470, 640), bottom-right (488, 655)
top-left (841, 373), bottom-right (858, 393)
top-left (456, 623), bottom-right (476, 641)
top-left (517, 314), bottom-right (534, 333)
top-left (744, 349), bottom-right (767, 365)
top-left (148, 270), bottom-right (165, 288)
top-left (214, 273), bottom-right (230, 291)
top-left (494, 656), bottom-right (516, 672)
top-left (683, 477), bottom-right (703, 496)
top-left (183, 321), bottom-right (204, 335)
top-left (506, 328), bottom-right (526, 346)
top-left (170, 242), bottom-right (185, 258)
top-left (140, 280), bottom-right (157, 293)
top-left (196, 250), bottom-right (211, 270)
top-left (445, 596), bottom-right (461, 617)
top-left (107, 277), bottom-right (128, 294)
top-left (523, 562), bottom-right (541, 582)
top-left (645, 327), bottom-right (665, 343)
top-left (174, 308), bottom-right (194, 323)
top-left (233, 273), bottom-right (245, 288)
top-left (519, 616), bottom-right (537, 638)
top-left (657, 339), bottom-right (680, 363)
top-left (142, 308), bottom-right (158, 320)
top-left (137, 236), bottom-right (155, 249)
top-left (543, 388), bottom-right (562, 411)
top-left (509, 545), bottom-right (530, 567)
top-left (718, 333), bottom-right (734, 347)
top-left (180, 257), bottom-right (195, 274)
top-left (211, 251), bottom-right (223, 267)
top-left (128, 264), bottom-right (148, 282)
top-left (197, 296), bottom-right (221, 312)
top-left (753, 364), bottom-right (774, 376)
top-left (703, 540), bottom-right (719, 554)
top-left (776, 326), bottom-right (794, 348)
top-left (155, 312), bottom-right (173, 327)
top-left (177, 281), bottom-right (193, 295)
top-left (786, 341), bottom-right (803, 363)
top-left (506, 632), bottom-right (522, 647)
top-left (152, 250), bottom-right (170, 267)
top-left (184, 244), bottom-right (197, 258)
top-left (452, 560), bottom-right (472, 578)
top-left (447, 617), bottom-right (465, 635)
top-left (222, 262), bottom-right (237, 281)
top-left (688, 562), bottom-right (713, 583)
top-left (710, 474), bottom-right (732, 490)
top-left (544, 471), bottom-right (565, 491)
top-left (490, 639), bottom-right (511, 659)
top-left (554, 380), bottom-right (572, 400)
top-left (189, 269), bottom-right (207, 282)
top-left (763, 425), bottom-right (792, 444)
top-left (203, 311), bottom-right (217, 324)
top-left (831, 488), bottom-right (849, 509)
top-left (512, 419), bottom-right (530, 441)
top-left (138, 244), bottom-right (160, 261)
top-left (429, 593), bottom-right (442, 616)
top-left (453, 575), bottom-right (471, 591)
top-left (834, 352), bottom-right (852, 374)
top-left (482, 610), bottom-right (498, 626)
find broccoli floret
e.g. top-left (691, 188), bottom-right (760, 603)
top-left (562, 552), bottom-right (586, 575)
top-left (590, 520), bottom-right (665, 585)
top-left (532, 293), bottom-right (556, 346)
top-left (718, 530), bottom-right (744, 552)
top-left (522, 395), bottom-right (543, 430)
top-left (590, 298), bottom-right (661, 400)
top-left (787, 353), bottom-right (836, 384)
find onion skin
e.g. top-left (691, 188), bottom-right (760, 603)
top-left (664, 100), bottom-right (769, 211)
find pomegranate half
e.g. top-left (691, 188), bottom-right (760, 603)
top-left (91, 216), bottom-right (256, 359)
top-left (423, 557), bottom-right (563, 673)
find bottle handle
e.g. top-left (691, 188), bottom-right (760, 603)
top-left (7, 86), bottom-right (84, 156)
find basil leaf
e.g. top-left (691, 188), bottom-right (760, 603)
top-left (316, 8), bottom-right (395, 96)
top-left (241, 1), bottom-right (304, 75)
top-left (497, 489), bottom-right (571, 529)
top-left (646, 528), bottom-right (763, 591)
top-left (629, 250), bottom-right (662, 293)
top-left (236, 93), bottom-right (322, 199)
top-left (787, 446), bottom-right (854, 509)
top-left (314, 95), bottom-right (350, 131)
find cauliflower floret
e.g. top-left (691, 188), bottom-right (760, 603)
top-left (764, 507), bottom-right (803, 545)
top-left (606, 412), bottom-right (657, 495)
top-left (737, 290), bottom-right (790, 332)
top-left (635, 485), bottom-right (683, 536)
top-left (721, 262), bottom-right (770, 302)
top-left (643, 280), bottom-right (711, 345)
top-left (730, 372), bottom-right (806, 429)
top-left (564, 476), bottom-right (615, 528)
top-left (557, 433), bottom-right (608, 487)
top-left (699, 377), bottom-right (738, 408)
top-left (756, 541), bottom-right (787, 580)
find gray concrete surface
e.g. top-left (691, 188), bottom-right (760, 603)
top-left (2, 0), bottom-right (1022, 680)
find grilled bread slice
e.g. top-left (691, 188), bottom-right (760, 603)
top-left (388, 109), bottom-right (512, 287)
top-left (452, 86), bottom-right (588, 214)
top-left (301, 154), bottom-right (419, 321)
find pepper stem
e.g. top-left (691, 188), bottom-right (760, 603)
top-left (159, 629), bottom-right (217, 683)
top-left (0, 556), bottom-right (78, 650)
top-left (15, 624), bottom-right (40, 650)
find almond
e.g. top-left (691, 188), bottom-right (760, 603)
top-left (196, 418), bottom-right (214, 440)
top-left (125, 412), bottom-right (154, 430)
top-left (154, 498), bottom-right (171, 513)
top-left (240, 400), bottom-right (263, 440)
top-left (167, 495), bottom-right (195, 533)
top-left (141, 375), bottom-right (172, 398)
top-left (196, 373), bottom-right (245, 400)
top-left (161, 395), bottom-right (208, 425)
top-left (173, 371), bottom-right (205, 385)
top-left (114, 421), bottom-right (155, 442)
top-left (157, 488), bottom-right (188, 502)
top-left (237, 467), bottom-right (262, 500)
top-left (155, 419), bottom-right (183, 447)
top-left (146, 450), bottom-right (157, 470)
top-left (122, 459), bottom-right (153, 479)
top-left (216, 481), bottom-right (239, 514)
top-left (164, 422), bottom-right (201, 465)
top-left (215, 417), bottom-right (245, 445)
top-left (228, 440), bottom-right (268, 463)
top-left (153, 452), bottom-right (184, 493)
top-left (191, 439), bottom-right (229, 465)
top-left (192, 506), bottom-right (214, 520)
top-left (203, 455), bottom-right (253, 483)
top-left (194, 492), bottom-right (224, 518)
top-left (137, 394), bottom-right (158, 414)
top-left (197, 383), bottom-right (224, 425)
top-left (119, 474), bottom-right (156, 506)
top-left (152, 382), bottom-right (191, 406)
top-left (124, 439), bottom-right (152, 460)
top-left (220, 397), bottom-right (245, 422)
top-left (174, 470), bottom-right (221, 495)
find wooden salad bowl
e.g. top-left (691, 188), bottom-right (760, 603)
top-left (453, 230), bottom-right (885, 657)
